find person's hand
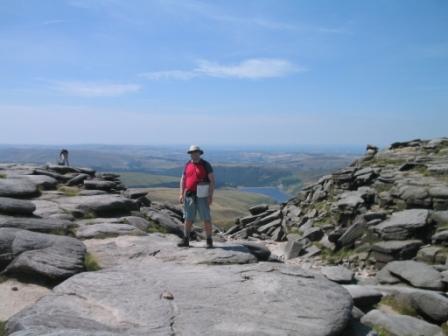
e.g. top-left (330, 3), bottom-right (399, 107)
top-left (208, 195), bottom-right (213, 205)
top-left (179, 194), bottom-right (184, 204)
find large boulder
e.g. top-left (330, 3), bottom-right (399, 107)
top-left (432, 230), bottom-right (448, 246)
top-left (370, 240), bottom-right (423, 266)
top-left (5, 260), bottom-right (353, 336)
top-left (0, 178), bottom-right (39, 198)
top-left (343, 285), bottom-right (382, 312)
top-left (84, 179), bottom-right (117, 191)
top-left (374, 209), bottom-right (432, 240)
top-left (0, 197), bottom-right (36, 215)
top-left (320, 266), bottom-right (354, 284)
top-left (379, 260), bottom-right (444, 290)
top-left (23, 175), bottom-right (58, 190)
top-left (143, 208), bottom-right (184, 237)
top-left (57, 195), bottom-right (139, 218)
top-left (0, 228), bottom-right (86, 283)
top-left (361, 309), bottom-right (441, 336)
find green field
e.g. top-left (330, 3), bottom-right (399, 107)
top-left (117, 172), bottom-right (180, 188)
top-left (143, 187), bottom-right (275, 231)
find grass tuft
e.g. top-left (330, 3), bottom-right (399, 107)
top-left (379, 295), bottom-right (418, 317)
top-left (58, 185), bottom-right (80, 197)
top-left (84, 252), bottom-right (101, 271)
top-left (0, 320), bottom-right (6, 336)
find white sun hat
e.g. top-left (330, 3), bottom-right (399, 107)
top-left (187, 145), bottom-right (204, 154)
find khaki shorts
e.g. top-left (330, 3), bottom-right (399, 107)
top-left (183, 195), bottom-right (211, 222)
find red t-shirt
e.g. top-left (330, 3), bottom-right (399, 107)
top-left (182, 159), bottom-right (213, 192)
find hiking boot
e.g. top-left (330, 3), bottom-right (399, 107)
top-left (206, 237), bottom-right (213, 249)
top-left (177, 236), bottom-right (190, 248)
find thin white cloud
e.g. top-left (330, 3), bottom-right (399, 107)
top-left (140, 58), bottom-right (304, 80)
top-left (196, 59), bottom-right (301, 79)
top-left (141, 70), bottom-right (198, 80)
top-left (52, 81), bottom-right (141, 97)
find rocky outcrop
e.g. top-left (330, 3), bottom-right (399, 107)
top-left (0, 161), bottom-right (357, 336)
top-left (227, 137), bottom-right (448, 334)
top-left (0, 228), bottom-right (86, 283)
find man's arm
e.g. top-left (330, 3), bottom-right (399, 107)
top-left (179, 173), bottom-right (185, 203)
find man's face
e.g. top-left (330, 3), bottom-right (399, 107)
top-left (190, 151), bottom-right (201, 161)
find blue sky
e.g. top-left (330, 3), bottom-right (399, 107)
top-left (0, 0), bottom-right (447, 146)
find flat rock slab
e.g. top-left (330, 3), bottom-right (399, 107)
top-left (361, 309), bottom-right (441, 336)
top-left (0, 278), bottom-right (50, 320)
top-left (76, 223), bottom-right (146, 239)
top-left (22, 175), bottom-right (58, 190)
top-left (6, 260), bottom-right (353, 336)
top-left (380, 260), bottom-right (444, 290)
top-left (84, 234), bottom-right (259, 267)
top-left (0, 217), bottom-right (74, 234)
top-left (320, 266), bottom-right (354, 284)
top-left (0, 178), bottom-right (39, 198)
top-left (57, 195), bottom-right (138, 217)
top-left (0, 197), bottom-right (36, 215)
top-left (0, 228), bottom-right (86, 284)
top-left (374, 209), bottom-right (430, 240)
top-left (343, 285), bottom-right (383, 311)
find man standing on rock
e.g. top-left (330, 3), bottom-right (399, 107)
top-left (178, 145), bottom-right (215, 248)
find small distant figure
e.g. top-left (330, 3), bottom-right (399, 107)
top-left (58, 149), bottom-right (70, 166)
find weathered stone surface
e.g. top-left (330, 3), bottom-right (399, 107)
top-left (343, 285), bottom-right (382, 311)
top-left (76, 223), bottom-right (146, 239)
top-left (0, 217), bottom-right (74, 234)
top-left (78, 190), bottom-right (108, 196)
top-left (57, 195), bottom-right (138, 217)
top-left (381, 260), bottom-right (444, 290)
top-left (5, 259), bottom-right (353, 336)
top-left (0, 197), bottom-right (36, 215)
top-left (84, 179), bottom-right (117, 191)
top-left (338, 220), bottom-right (366, 247)
top-left (143, 208), bottom-right (184, 237)
top-left (248, 204), bottom-right (269, 215)
top-left (374, 209), bottom-right (431, 240)
top-left (0, 178), bottom-right (39, 198)
top-left (416, 246), bottom-right (446, 264)
top-left (120, 216), bottom-right (151, 231)
top-left (23, 175), bottom-right (58, 190)
top-left (66, 173), bottom-right (89, 186)
top-left (0, 228), bottom-right (86, 283)
top-left (371, 240), bottom-right (423, 265)
top-left (232, 240), bottom-right (271, 261)
top-left (361, 309), bottom-right (441, 336)
top-left (398, 185), bottom-right (431, 208)
top-left (407, 291), bottom-right (448, 323)
top-left (46, 164), bottom-right (80, 174)
top-left (256, 218), bottom-right (281, 233)
top-left (432, 230), bottom-right (448, 246)
top-left (301, 227), bottom-right (324, 241)
top-left (320, 266), bottom-right (354, 284)
top-left (0, 278), bottom-right (50, 321)
top-left (284, 239), bottom-right (303, 260)
top-left (85, 234), bottom-right (258, 267)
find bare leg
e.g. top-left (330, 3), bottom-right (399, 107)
top-left (204, 220), bottom-right (212, 239)
top-left (184, 220), bottom-right (193, 238)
